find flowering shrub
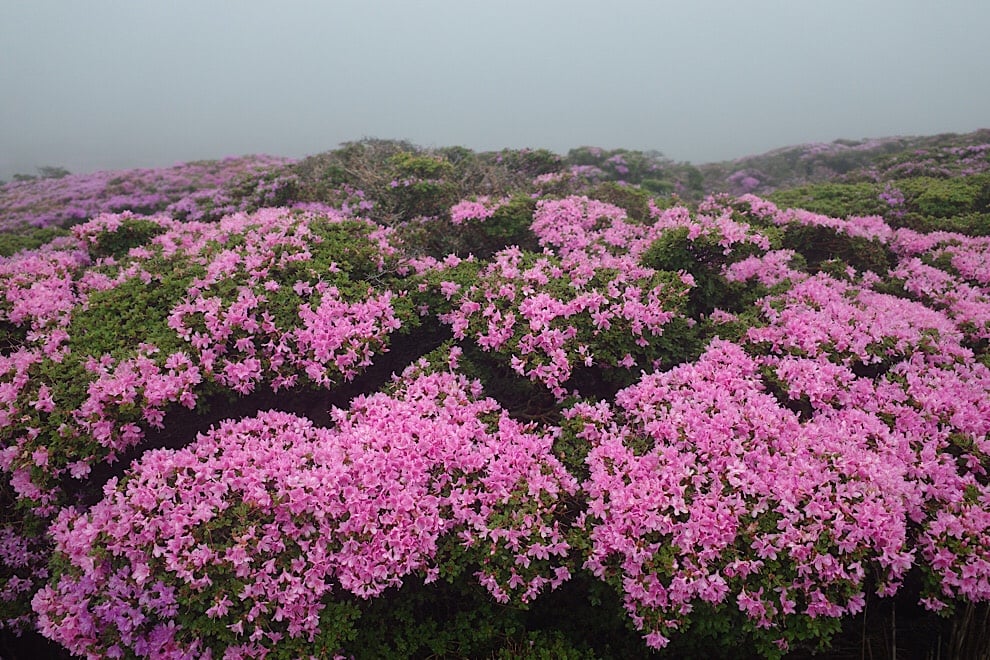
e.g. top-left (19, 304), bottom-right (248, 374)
top-left (33, 363), bottom-right (576, 658)
top-left (1, 138), bottom-right (990, 657)
top-left (0, 207), bottom-right (417, 523)
top-left (164, 209), bottom-right (410, 392)
top-left (396, 195), bottom-right (537, 260)
top-left (745, 272), bottom-right (966, 368)
top-left (889, 257), bottom-right (990, 342)
top-left (0, 156), bottom-right (293, 232)
top-left (449, 196), bottom-right (510, 226)
top-left (566, 340), bottom-right (916, 654)
top-left (439, 247), bottom-right (691, 398)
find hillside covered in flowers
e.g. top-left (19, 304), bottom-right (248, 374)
top-left (1, 132), bottom-right (989, 658)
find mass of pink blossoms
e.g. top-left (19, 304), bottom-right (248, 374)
top-left (0, 168), bottom-right (988, 658)
top-left (0, 155), bottom-right (294, 231)
top-left (449, 196), bottom-right (510, 225)
top-left (569, 340), bottom-right (916, 648)
top-left (438, 244), bottom-right (691, 398)
top-left (0, 207), bottom-right (414, 532)
top-left (33, 365), bottom-right (576, 658)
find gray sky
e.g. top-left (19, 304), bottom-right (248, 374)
top-left (2, 0), bottom-right (989, 180)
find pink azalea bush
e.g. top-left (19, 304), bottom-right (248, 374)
top-left (0, 156), bottom-right (294, 231)
top-left (567, 340), bottom-right (916, 653)
top-left (745, 272), bottom-right (966, 367)
top-left (437, 245), bottom-right (692, 398)
top-left (449, 196), bottom-right (510, 226)
top-left (0, 207), bottom-right (416, 521)
top-left (33, 362), bottom-right (576, 658)
top-left (1, 141), bottom-right (989, 656)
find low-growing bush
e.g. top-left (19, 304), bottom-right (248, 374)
top-left (2, 140), bottom-right (990, 659)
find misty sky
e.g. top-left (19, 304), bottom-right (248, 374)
top-left (2, 1), bottom-right (989, 180)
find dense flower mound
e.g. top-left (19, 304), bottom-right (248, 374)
top-left (890, 257), bottom-right (990, 340)
top-left (746, 272), bottom-right (967, 367)
top-left (531, 196), bottom-right (770, 276)
top-left (531, 196), bottom-right (638, 258)
top-left (0, 207), bottom-right (415, 521)
top-left (449, 196), bottom-right (510, 225)
top-left (0, 242), bottom-right (91, 357)
top-left (737, 194), bottom-right (894, 243)
top-left (766, 350), bottom-right (990, 611)
top-left (32, 364), bottom-right (576, 658)
top-left (567, 341), bottom-right (915, 652)
top-left (889, 229), bottom-right (990, 288)
top-left (654, 196), bottom-right (774, 253)
top-left (438, 246), bottom-right (692, 398)
top-left (722, 249), bottom-right (808, 288)
top-left (567, 336), bottom-right (990, 653)
top-left (2, 139), bottom-right (990, 657)
top-left (0, 155), bottom-right (294, 231)
top-left (163, 208), bottom-right (406, 392)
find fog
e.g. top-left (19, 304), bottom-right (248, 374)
top-left (2, 0), bottom-right (988, 181)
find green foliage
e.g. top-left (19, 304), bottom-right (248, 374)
top-left (67, 260), bottom-right (194, 361)
top-left (656, 599), bottom-right (841, 660)
top-left (684, 166), bottom-right (705, 193)
top-left (388, 151), bottom-right (455, 180)
top-left (779, 224), bottom-right (892, 275)
top-left (348, 576), bottom-right (524, 658)
top-left (86, 218), bottom-right (169, 260)
top-left (394, 195), bottom-right (538, 260)
top-left (767, 173), bottom-right (990, 235)
top-left (494, 148), bottom-right (562, 178)
top-left (641, 227), bottom-right (762, 317)
top-left (641, 178), bottom-right (676, 195)
top-left (226, 169), bottom-right (300, 214)
top-left (0, 226), bottom-right (71, 257)
top-left (384, 152), bottom-right (460, 219)
top-left (37, 166), bottom-right (71, 180)
top-left (291, 217), bottom-right (401, 283)
top-left (585, 182), bottom-right (653, 221)
top-left (899, 175), bottom-right (990, 217)
top-left (768, 182), bottom-right (886, 218)
top-left (290, 142), bottom-right (558, 222)
top-left (346, 570), bottom-right (653, 659)
top-left (474, 196), bottom-right (539, 255)
top-left (456, 341), bottom-right (559, 422)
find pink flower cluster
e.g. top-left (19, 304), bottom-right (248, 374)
top-left (533, 196), bottom-right (653, 269)
top-left (75, 346), bottom-right (203, 451)
top-left (1, 208), bottom-right (410, 524)
top-left (0, 525), bottom-right (49, 635)
top-left (534, 196), bottom-right (768, 270)
top-left (33, 364), bottom-right (575, 658)
top-left (164, 208), bottom-right (406, 392)
top-left (887, 228), bottom-right (990, 296)
top-left (891, 257), bottom-right (990, 341)
top-left (736, 195), bottom-right (893, 243)
top-left (746, 273), bottom-right (966, 367)
top-left (439, 246), bottom-right (690, 398)
top-left (449, 196), bottom-right (509, 225)
top-left (0, 156), bottom-right (293, 231)
top-left (0, 243), bottom-right (90, 358)
top-left (723, 249), bottom-right (807, 288)
top-left (2, 340), bottom-right (200, 516)
top-left (567, 336), bottom-right (990, 649)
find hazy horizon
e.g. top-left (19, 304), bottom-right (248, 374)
top-left (3, 1), bottom-right (989, 181)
